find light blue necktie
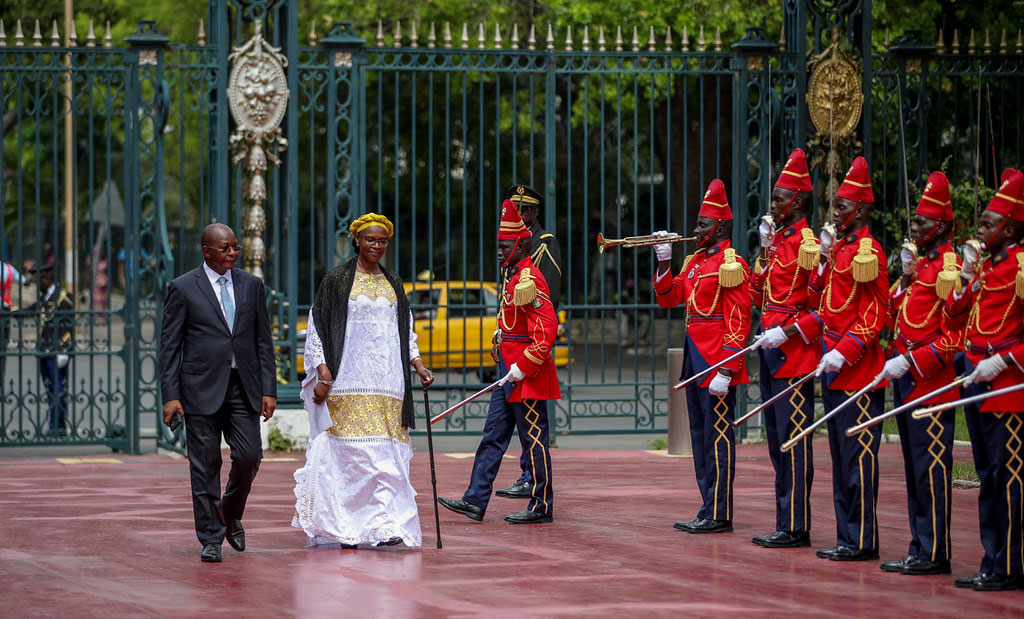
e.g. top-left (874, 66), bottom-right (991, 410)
top-left (217, 275), bottom-right (235, 332)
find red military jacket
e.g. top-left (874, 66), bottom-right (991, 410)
top-left (499, 255), bottom-right (561, 402)
top-left (653, 240), bottom-right (751, 387)
top-left (890, 243), bottom-right (964, 406)
top-left (796, 225), bottom-right (889, 391)
top-left (944, 241), bottom-right (1024, 412)
top-left (750, 218), bottom-right (821, 377)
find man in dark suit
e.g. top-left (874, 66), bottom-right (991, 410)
top-left (160, 223), bottom-right (277, 563)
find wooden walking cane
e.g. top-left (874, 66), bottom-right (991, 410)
top-left (422, 386), bottom-right (442, 549)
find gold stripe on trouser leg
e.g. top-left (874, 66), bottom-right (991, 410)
top-left (1003, 413), bottom-right (1024, 574)
top-left (712, 395), bottom-right (731, 520)
top-left (853, 392), bottom-right (877, 549)
top-left (523, 400), bottom-right (550, 514)
top-left (788, 378), bottom-right (809, 531)
top-left (924, 411), bottom-right (950, 561)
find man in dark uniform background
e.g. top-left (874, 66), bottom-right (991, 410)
top-left (26, 264), bottom-right (74, 437)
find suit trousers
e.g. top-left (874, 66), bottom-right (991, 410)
top-left (463, 380), bottom-right (553, 515)
top-left (893, 381), bottom-right (954, 562)
top-left (823, 386), bottom-right (882, 551)
top-left (184, 370), bottom-right (263, 546)
top-left (759, 352), bottom-right (814, 533)
top-left (39, 356), bottom-right (68, 434)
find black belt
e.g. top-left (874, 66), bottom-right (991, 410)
top-left (967, 337), bottom-right (1019, 355)
top-left (896, 331), bottom-right (940, 351)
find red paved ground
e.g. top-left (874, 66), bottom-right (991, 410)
top-left (1, 442), bottom-right (1022, 617)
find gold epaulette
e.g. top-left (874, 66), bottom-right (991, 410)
top-left (936, 252), bottom-right (962, 300)
top-left (852, 237), bottom-right (878, 283)
top-left (513, 267), bottom-right (538, 306)
top-left (798, 228), bottom-right (820, 270)
top-left (680, 253), bottom-right (696, 274)
top-left (719, 248), bottom-right (744, 288)
top-left (1016, 253), bottom-right (1024, 300)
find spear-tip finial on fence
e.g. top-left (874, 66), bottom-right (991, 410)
top-left (968, 29), bottom-right (976, 54)
top-left (582, 25), bottom-right (590, 52)
top-left (394, 21), bottom-right (402, 48)
top-left (714, 27), bottom-right (722, 51)
top-left (493, 23), bottom-right (502, 49)
top-left (444, 22), bottom-right (452, 49)
top-left (984, 29), bottom-right (991, 54)
top-left (565, 26), bottom-right (573, 51)
top-left (461, 22), bottom-right (469, 48)
top-left (665, 26), bottom-right (673, 52)
top-left (1017, 29), bottom-right (1023, 54)
top-left (682, 25), bottom-right (689, 52)
top-left (778, 25), bottom-right (785, 52)
top-left (648, 26), bottom-right (656, 52)
top-left (698, 25), bottom-right (705, 51)
top-left (14, 19), bottom-right (24, 46)
top-left (104, 20), bottom-right (112, 48)
top-left (376, 20), bottom-right (384, 46)
top-left (428, 22), bottom-right (436, 48)
top-left (528, 23), bottom-right (536, 50)
top-left (510, 23), bottom-right (519, 50)
top-left (883, 28), bottom-right (889, 51)
top-left (615, 25), bottom-right (623, 52)
top-left (410, 21), bottom-right (419, 48)
top-left (546, 24), bottom-right (554, 50)
top-left (86, 20), bottom-right (96, 47)
top-left (936, 29), bottom-right (945, 54)
top-left (0, 20), bottom-right (5, 47)
top-left (33, 19), bottom-right (42, 46)
top-left (1000, 29), bottom-right (1007, 54)
top-left (952, 29), bottom-right (960, 54)
top-left (598, 26), bottom-right (606, 52)
top-left (478, 23), bottom-right (485, 50)
top-left (631, 25), bottom-right (638, 52)
top-left (198, 18), bottom-right (207, 46)
top-left (68, 18), bottom-right (78, 46)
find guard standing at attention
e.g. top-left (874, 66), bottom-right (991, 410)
top-left (438, 200), bottom-right (560, 524)
top-left (877, 171), bottom-right (963, 576)
top-left (652, 178), bottom-right (751, 534)
top-left (944, 168), bottom-right (1024, 591)
top-left (794, 156), bottom-right (890, 561)
top-left (749, 149), bottom-right (821, 548)
top-left (495, 183), bottom-right (563, 500)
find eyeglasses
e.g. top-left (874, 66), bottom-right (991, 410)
top-left (204, 244), bottom-right (242, 253)
top-left (362, 238), bottom-right (389, 247)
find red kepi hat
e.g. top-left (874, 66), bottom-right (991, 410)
top-left (985, 168), bottom-right (1024, 222)
top-left (697, 179), bottom-right (733, 220)
top-left (836, 156), bottom-right (875, 204)
top-left (915, 171), bottom-right (953, 221)
top-left (775, 148), bottom-right (813, 192)
top-left (498, 200), bottom-right (532, 240)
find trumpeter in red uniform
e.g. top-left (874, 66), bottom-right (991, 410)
top-left (877, 171), bottom-right (963, 575)
top-left (794, 156), bottom-right (890, 561)
top-left (749, 149), bottom-right (821, 548)
top-left (652, 179), bottom-right (751, 534)
top-left (945, 168), bottom-right (1024, 591)
top-left (438, 200), bottom-right (560, 524)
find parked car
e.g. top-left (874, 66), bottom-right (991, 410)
top-left (293, 280), bottom-right (569, 377)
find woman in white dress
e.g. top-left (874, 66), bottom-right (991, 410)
top-left (292, 213), bottom-right (434, 548)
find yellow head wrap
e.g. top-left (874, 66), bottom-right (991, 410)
top-left (348, 213), bottom-right (394, 238)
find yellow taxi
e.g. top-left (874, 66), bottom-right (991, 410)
top-left (294, 280), bottom-right (568, 376)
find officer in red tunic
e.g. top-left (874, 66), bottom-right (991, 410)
top-left (749, 149), bottom-right (821, 548)
top-left (652, 179), bottom-right (751, 534)
top-left (877, 171), bottom-right (963, 576)
top-left (945, 168), bottom-right (1024, 591)
top-left (438, 200), bottom-right (560, 524)
top-left (794, 156), bottom-right (890, 561)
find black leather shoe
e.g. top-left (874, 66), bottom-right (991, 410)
top-left (504, 509), bottom-right (553, 524)
top-left (437, 497), bottom-right (484, 521)
top-left (375, 537), bottom-right (403, 547)
top-left (816, 546), bottom-right (841, 559)
top-left (900, 557), bottom-right (951, 575)
top-left (225, 517), bottom-right (245, 552)
top-left (880, 554), bottom-right (917, 573)
top-left (496, 479), bottom-right (531, 498)
top-left (752, 530), bottom-right (810, 548)
top-left (955, 572), bottom-right (985, 588)
top-left (673, 518), bottom-right (701, 532)
top-left (200, 543), bottom-right (222, 563)
top-left (828, 546), bottom-right (879, 561)
top-left (971, 572), bottom-right (1020, 591)
top-left (686, 519), bottom-right (733, 534)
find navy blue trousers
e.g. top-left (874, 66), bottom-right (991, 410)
top-left (823, 386), bottom-right (883, 551)
top-left (39, 356), bottom-right (68, 434)
top-left (683, 342), bottom-right (735, 522)
top-left (962, 358), bottom-right (1024, 575)
top-left (463, 369), bottom-right (553, 515)
top-left (759, 351), bottom-right (814, 533)
top-left (893, 373), bottom-right (955, 562)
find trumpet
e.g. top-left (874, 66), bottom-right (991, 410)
top-left (596, 232), bottom-right (697, 253)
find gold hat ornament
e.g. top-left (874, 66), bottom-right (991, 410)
top-left (798, 227), bottom-right (821, 270)
top-left (935, 252), bottom-right (961, 300)
top-left (852, 237), bottom-right (879, 283)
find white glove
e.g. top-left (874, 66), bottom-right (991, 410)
top-left (651, 230), bottom-right (673, 262)
top-left (498, 362), bottom-right (526, 385)
top-left (708, 372), bottom-right (731, 396)
top-left (880, 354), bottom-right (910, 380)
top-left (815, 348), bottom-right (847, 376)
top-left (900, 243), bottom-right (917, 276)
top-left (961, 240), bottom-right (981, 279)
top-left (755, 326), bottom-right (789, 349)
top-left (819, 225), bottom-right (835, 255)
top-left (56, 354), bottom-right (69, 369)
top-left (758, 216), bottom-right (776, 249)
top-left (967, 354), bottom-right (1008, 384)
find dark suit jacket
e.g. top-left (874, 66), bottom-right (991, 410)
top-left (159, 265), bottom-right (277, 415)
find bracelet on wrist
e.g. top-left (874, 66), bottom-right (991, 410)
top-left (318, 378), bottom-right (333, 386)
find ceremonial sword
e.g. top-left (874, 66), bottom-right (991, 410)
top-left (781, 373), bottom-right (884, 452)
top-left (733, 371), bottom-right (816, 427)
top-left (430, 380), bottom-right (502, 425)
top-left (845, 375), bottom-right (969, 436)
top-left (673, 340), bottom-right (760, 392)
top-left (911, 382), bottom-right (1024, 419)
